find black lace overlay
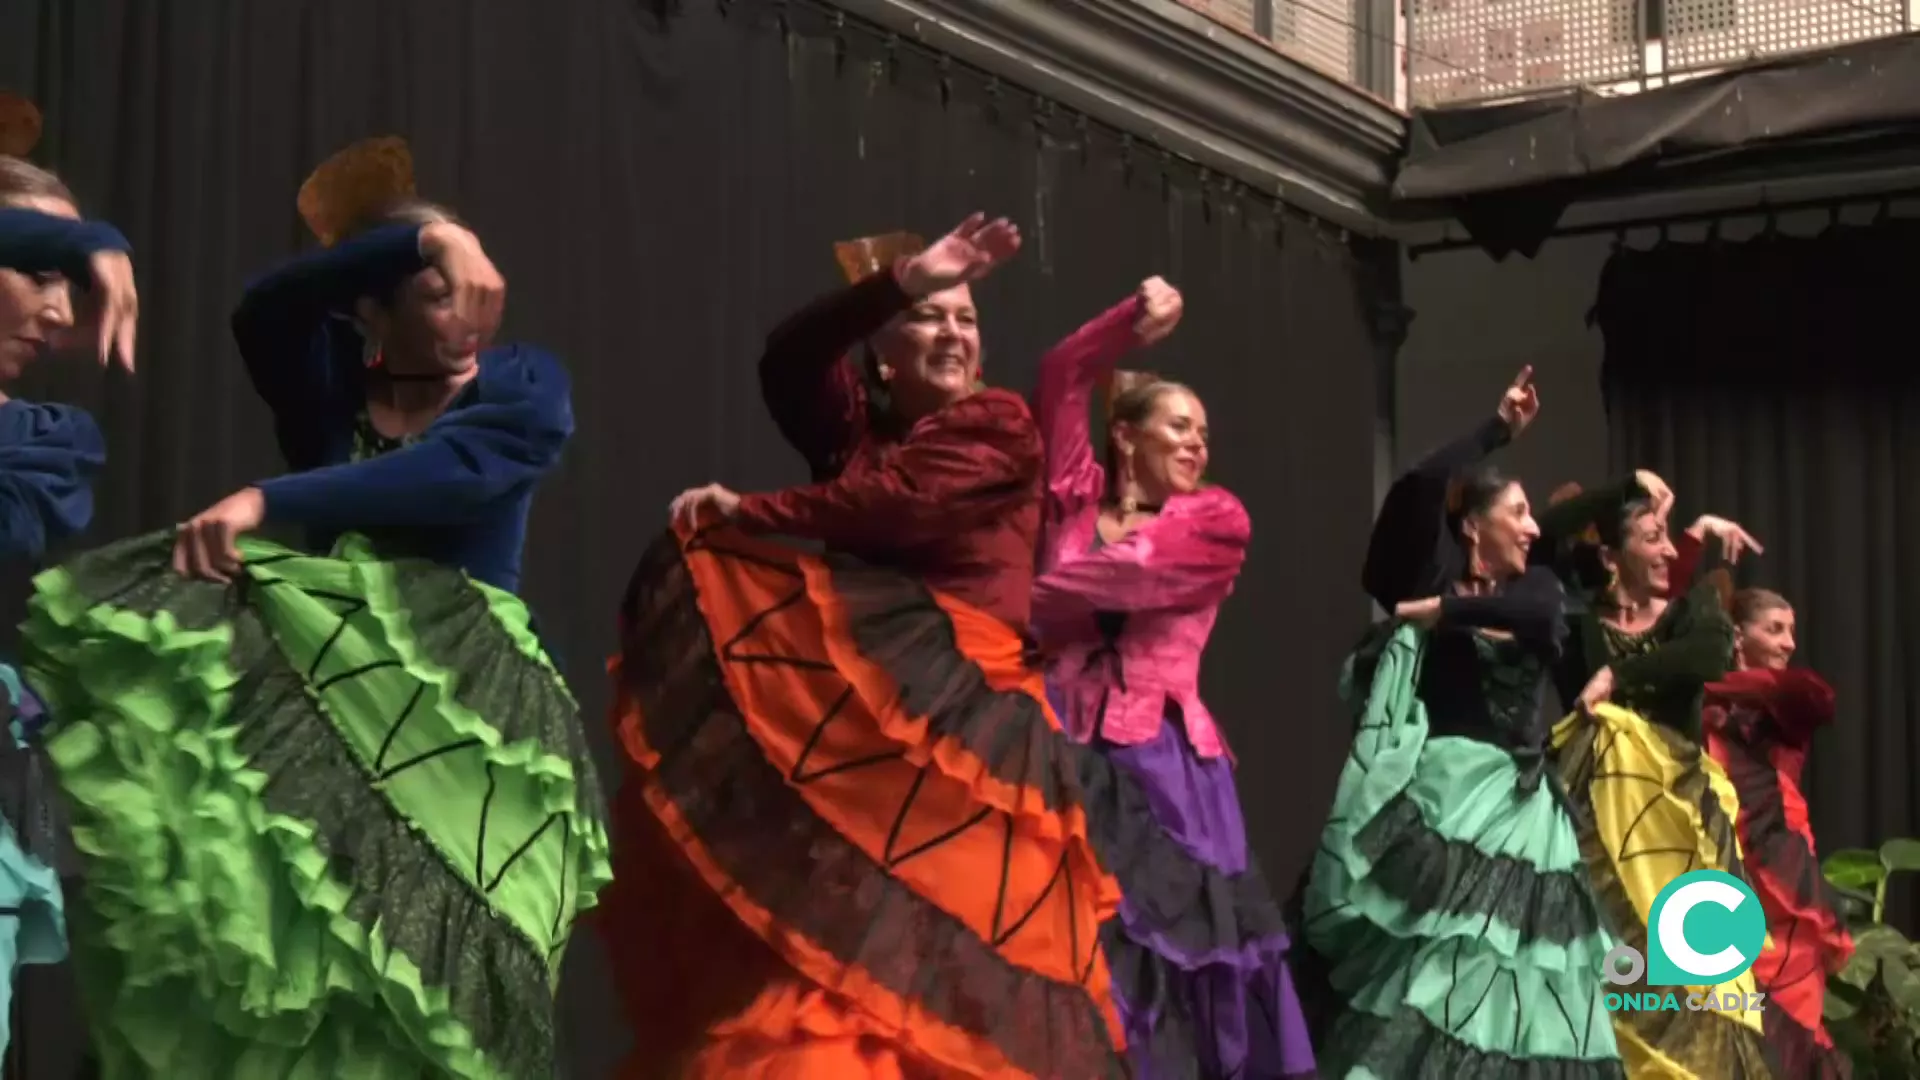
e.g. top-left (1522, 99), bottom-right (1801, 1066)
top-left (824, 557), bottom-right (1294, 985)
top-left (618, 533), bottom-right (1129, 1080)
top-left (38, 531), bottom-right (601, 1079)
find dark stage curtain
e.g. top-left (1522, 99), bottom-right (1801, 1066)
top-left (1598, 221), bottom-right (1920, 933)
top-left (1, 0), bottom-right (1381, 1074)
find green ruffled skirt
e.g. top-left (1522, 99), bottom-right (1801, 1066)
top-left (1296, 624), bottom-right (1625, 1079)
top-left (21, 531), bottom-right (612, 1080)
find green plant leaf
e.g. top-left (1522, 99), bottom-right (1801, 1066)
top-left (1882, 838), bottom-right (1920, 874)
top-left (1826, 985), bottom-right (1861, 1020)
top-left (1829, 849), bottom-right (1889, 891)
top-left (1857, 926), bottom-right (1913, 961)
top-left (1886, 958), bottom-right (1920, 1012)
top-left (1838, 952), bottom-right (1881, 990)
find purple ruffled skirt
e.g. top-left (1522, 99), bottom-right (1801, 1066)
top-left (1056, 685), bottom-right (1318, 1078)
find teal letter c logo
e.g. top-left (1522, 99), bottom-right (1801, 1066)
top-left (1646, 869), bottom-right (1766, 987)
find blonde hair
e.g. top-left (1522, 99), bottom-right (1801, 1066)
top-left (0, 155), bottom-right (73, 208)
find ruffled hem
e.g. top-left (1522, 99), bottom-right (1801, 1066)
top-left (1553, 702), bottom-right (1777, 1079)
top-left (1762, 1005), bottom-right (1851, 1080)
top-left (1308, 627), bottom-right (1611, 977)
top-left (1300, 625), bottom-right (1620, 1070)
top-left (1310, 995), bottom-right (1627, 1080)
top-left (607, 526), bottom-right (1127, 1080)
top-left (23, 530), bottom-right (610, 1079)
top-left (823, 553), bottom-right (1297, 981)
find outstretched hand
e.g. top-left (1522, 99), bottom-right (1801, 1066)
top-left (172, 487), bottom-right (265, 584)
top-left (896, 213), bottom-right (1021, 297)
top-left (1497, 365), bottom-right (1539, 435)
top-left (1394, 596), bottom-right (1442, 628)
top-left (1688, 515), bottom-right (1764, 564)
top-left (1132, 276), bottom-right (1183, 347)
top-left (669, 483), bottom-right (741, 532)
top-left (87, 250), bottom-right (138, 372)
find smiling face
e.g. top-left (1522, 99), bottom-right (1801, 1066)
top-left (1461, 480), bottom-right (1540, 581)
top-left (1736, 597), bottom-right (1796, 671)
top-left (1604, 505), bottom-right (1678, 595)
top-left (0, 191), bottom-right (80, 383)
top-left (872, 283), bottom-right (981, 422)
top-left (356, 264), bottom-right (482, 377)
top-left (1114, 386), bottom-right (1209, 501)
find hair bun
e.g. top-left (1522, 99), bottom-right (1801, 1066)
top-left (833, 231), bottom-right (925, 284)
top-left (1104, 368), bottom-right (1161, 412)
top-left (296, 136), bottom-right (417, 248)
top-left (0, 92), bottom-right (43, 159)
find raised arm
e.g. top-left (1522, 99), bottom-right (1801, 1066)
top-left (0, 208), bottom-right (129, 279)
top-left (1611, 534), bottom-right (1736, 692)
top-left (1433, 565), bottom-right (1568, 654)
top-left (255, 345), bottom-right (571, 531)
top-left (1031, 486), bottom-right (1247, 619)
top-left (732, 389), bottom-right (1040, 549)
top-left (1361, 415), bottom-right (1514, 608)
top-left (0, 403), bottom-right (105, 560)
top-left (230, 222), bottom-right (428, 469)
top-left (757, 271), bottom-right (908, 480)
top-left (1533, 475), bottom-right (1648, 559)
top-left (1033, 295), bottom-right (1139, 513)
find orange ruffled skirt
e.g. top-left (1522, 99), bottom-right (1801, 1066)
top-left (601, 525), bottom-right (1128, 1079)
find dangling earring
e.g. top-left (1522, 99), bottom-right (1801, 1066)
top-left (363, 338), bottom-right (385, 370)
top-left (1118, 447), bottom-right (1138, 515)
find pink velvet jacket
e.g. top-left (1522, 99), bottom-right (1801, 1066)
top-left (1029, 296), bottom-right (1250, 760)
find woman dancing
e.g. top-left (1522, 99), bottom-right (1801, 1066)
top-left (1297, 368), bottom-right (1625, 1079)
top-left (1028, 274), bottom-right (1316, 1078)
top-left (20, 136), bottom-right (609, 1079)
top-left (1543, 478), bottom-right (1774, 1077)
top-left (0, 100), bottom-right (135, 1059)
top-left (1687, 570), bottom-right (1851, 1077)
top-left (602, 214), bottom-right (1134, 1079)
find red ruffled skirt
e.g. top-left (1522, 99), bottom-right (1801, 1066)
top-left (1706, 706), bottom-right (1853, 1080)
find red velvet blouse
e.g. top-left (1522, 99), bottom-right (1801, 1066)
top-left (731, 270), bottom-right (1044, 630)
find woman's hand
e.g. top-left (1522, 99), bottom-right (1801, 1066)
top-left (1394, 596), bottom-right (1442, 628)
top-left (669, 483), bottom-right (741, 531)
top-left (172, 487), bottom-right (266, 584)
top-left (1633, 469), bottom-right (1674, 520)
top-left (1578, 665), bottom-right (1615, 714)
top-left (87, 250), bottom-right (138, 371)
top-left (1687, 514), bottom-right (1763, 564)
top-left (1497, 366), bottom-right (1539, 436)
top-left (895, 213), bottom-right (1021, 296)
top-left (418, 221), bottom-right (506, 350)
top-left (1132, 276), bottom-right (1183, 347)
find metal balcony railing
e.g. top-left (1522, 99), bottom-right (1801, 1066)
top-left (1406, 0), bottom-right (1910, 107)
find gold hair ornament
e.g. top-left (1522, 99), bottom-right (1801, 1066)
top-left (833, 231), bottom-right (925, 284)
top-left (296, 136), bottom-right (417, 248)
top-left (0, 92), bottom-right (44, 159)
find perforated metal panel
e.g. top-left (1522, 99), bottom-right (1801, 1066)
top-left (1664, 0), bottom-right (1907, 75)
top-left (1408, 0), bottom-right (1645, 105)
top-left (1171, 0), bottom-right (1359, 85)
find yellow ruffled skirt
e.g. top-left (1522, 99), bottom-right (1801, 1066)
top-left (1553, 702), bottom-right (1775, 1079)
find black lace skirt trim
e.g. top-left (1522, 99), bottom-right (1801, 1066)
top-left (1352, 795), bottom-right (1607, 949)
top-left (825, 558), bottom-right (1294, 969)
top-left (617, 533), bottom-right (1128, 1080)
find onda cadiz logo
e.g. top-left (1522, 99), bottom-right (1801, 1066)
top-left (1602, 870), bottom-right (1768, 1014)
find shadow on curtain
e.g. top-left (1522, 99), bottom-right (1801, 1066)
top-left (1598, 221), bottom-right (1920, 934)
top-left (0, 0), bottom-right (1382, 1075)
